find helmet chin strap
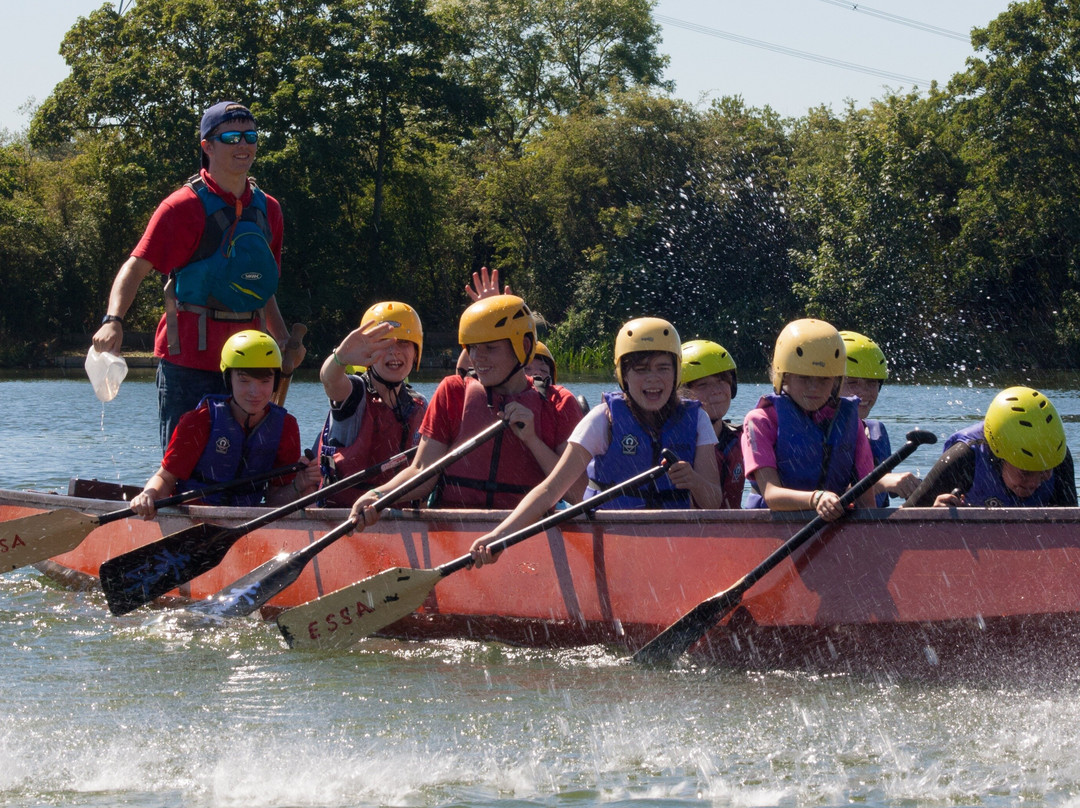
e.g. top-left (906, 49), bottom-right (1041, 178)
top-left (481, 338), bottom-right (531, 408)
top-left (230, 397), bottom-right (261, 432)
top-left (483, 361), bottom-right (524, 410)
top-left (367, 366), bottom-right (406, 412)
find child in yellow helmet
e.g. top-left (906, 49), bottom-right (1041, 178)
top-left (838, 331), bottom-right (920, 505)
top-left (309, 302), bottom-right (429, 506)
top-left (130, 330), bottom-right (319, 518)
top-left (742, 319), bottom-right (876, 522)
top-left (349, 294), bottom-right (583, 523)
top-left (905, 386), bottom-right (1076, 507)
top-left (678, 339), bottom-right (744, 508)
top-left (469, 316), bottom-right (724, 566)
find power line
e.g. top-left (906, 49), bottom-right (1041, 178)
top-left (817, 0), bottom-right (969, 42)
top-left (655, 14), bottom-right (932, 85)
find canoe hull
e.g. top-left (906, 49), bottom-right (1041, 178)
top-left (6, 488), bottom-right (1080, 674)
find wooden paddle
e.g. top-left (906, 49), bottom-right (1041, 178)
top-left (271, 323), bottom-right (306, 407)
top-left (0, 459), bottom-right (308, 574)
top-left (631, 428), bottom-right (938, 666)
top-left (275, 449), bottom-right (680, 650)
top-left (185, 418), bottom-right (513, 619)
top-left (98, 444), bottom-right (418, 615)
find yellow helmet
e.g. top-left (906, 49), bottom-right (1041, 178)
top-left (220, 329), bottom-right (282, 371)
top-left (532, 341), bottom-right (557, 383)
top-left (983, 386), bottom-right (1067, 472)
top-left (220, 329), bottom-right (282, 392)
top-left (840, 331), bottom-right (887, 381)
top-left (361, 301), bottom-right (423, 371)
top-left (614, 317), bottom-right (682, 388)
top-left (458, 294), bottom-right (536, 365)
top-left (681, 339), bottom-right (737, 396)
top-left (771, 318), bottom-right (845, 393)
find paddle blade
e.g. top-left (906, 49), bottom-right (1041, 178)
top-left (277, 566), bottom-right (442, 650)
top-left (185, 551), bottom-right (303, 619)
top-left (1, 509), bottom-right (99, 573)
top-left (631, 588), bottom-right (742, 665)
top-left (98, 523), bottom-right (239, 616)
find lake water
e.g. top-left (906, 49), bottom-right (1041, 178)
top-left (3, 372), bottom-right (1080, 807)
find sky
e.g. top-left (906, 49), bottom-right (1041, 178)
top-left (1, 0), bottom-right (1014, 134)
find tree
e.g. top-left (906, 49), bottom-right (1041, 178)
top-left (463, 92), bottom-right (799, 365)
top-left (788, 91), bottom-right (965, 374)
top-left (435, 0), bottom-right (668, 150)
top-left (948, 0), bottom-right (1080, 367)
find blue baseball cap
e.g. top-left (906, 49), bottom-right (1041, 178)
top-left (200, 101), bottom-right (255, 141)
top-left (199, 101), bottom-right (256, 168)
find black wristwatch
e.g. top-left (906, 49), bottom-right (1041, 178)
top-left (101, 314), bottom-right (124, 326)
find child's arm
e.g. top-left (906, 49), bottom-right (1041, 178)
top-left (130, 467), bottom-right (180, 520)
top-left (320, 321), bottom-right (395, 403)
top-left (666, 445), bottom-right (724, 508)
top-left (470, 443), bottom-right (592, 566)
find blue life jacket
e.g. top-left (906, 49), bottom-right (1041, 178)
top-left (584, 392), bottom-right (700, 509)
top-left (943, 422), bottom-right (1058, 507)
top-left (746, 394), bottom-right (861, 509)
top-left (172, 175), bottom-right (279, 312)
top-left (177, 395), bottom-right (287, 506)
top-left (865, 418), bottom-right (891, 507)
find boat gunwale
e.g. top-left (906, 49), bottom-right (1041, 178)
top-left (4, 486), bottom-right (1080, 526)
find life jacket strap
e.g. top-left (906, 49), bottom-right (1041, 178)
top-left (163, 276), bottom-right (263, 354)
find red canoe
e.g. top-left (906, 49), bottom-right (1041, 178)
top-left (5, 483), bottom-right (1080, 675)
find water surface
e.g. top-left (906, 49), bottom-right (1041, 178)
top-left (3, 374), bottom-right (1080, 807)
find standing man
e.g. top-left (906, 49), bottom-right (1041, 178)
top-left (92, 101), bottom-right (304, 452)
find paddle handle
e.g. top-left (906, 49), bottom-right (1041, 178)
top-left (93, 456), bottom-right (310, 527)
top-left (271, 323), bottom-right (307, 407)
top-left (235, 446), bottom-right (418, 535)
top-left (437, 449), bottom-right (680, 578)
top-left (291, 419), bottom-right (509, 567)
top-left (280, 323), bottom-right (307, 375)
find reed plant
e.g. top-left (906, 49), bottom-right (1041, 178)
top-left (546, 342), bottom-right (612, 376)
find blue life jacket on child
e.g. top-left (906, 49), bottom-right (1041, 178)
top-left (943, 422), bottom-right (1058, 507)
top-left (177, 394), bottom-right (287, 506)
top-left (747, 394), bottom-right (861, 508)
top-left (584, 392), bottom-right (700, 509)
top-left (865, 418), bottom-right (891, 507)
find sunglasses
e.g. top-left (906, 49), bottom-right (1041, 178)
top-left (209, 130), bottom-right (258, 145)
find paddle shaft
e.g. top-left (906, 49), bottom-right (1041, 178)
top-left (276, 450), bottom-right (681, 648)
top-left (99, 446), bottom-right (417, 615)
top-left (186, 418), bottom-right (510, 617)
top-left (94, 458), bottom-right (308, 528)
top-left (271, 323), bottom-right (306, 407)
top-left (439, 448), bottom-right (680, 578)
top-left (631, 428), bottom-right (938, 665)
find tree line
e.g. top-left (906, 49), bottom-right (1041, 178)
top-left (2, 0), bottom-right (1080, 375)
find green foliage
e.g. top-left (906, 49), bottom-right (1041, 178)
top-left (947, 0), bottom-right (1080, 368)
top-left (788, 91), bottom-right (965, 375)
top-left (9, 0), bottom-right (1080, 375)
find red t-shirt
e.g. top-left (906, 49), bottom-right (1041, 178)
top-left (162, 399), bottom-right (301, 489)
top-left (134, 170), bottom-right (285, 372)
top-left (419, 374), bottom-right (581, 450)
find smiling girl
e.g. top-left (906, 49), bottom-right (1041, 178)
top-left (743, 318), bottom-right (876, 522)
top-left (469, 317), bottom-right (723, 566)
